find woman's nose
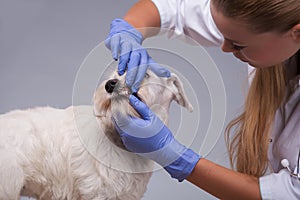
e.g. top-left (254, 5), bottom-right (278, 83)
top-left (105, 79), bottom-right (118, 93)
top-left (221, 40), bottom-right (234, 53)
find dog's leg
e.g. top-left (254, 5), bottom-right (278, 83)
top-left (0, 152), bottom-right (24, 200)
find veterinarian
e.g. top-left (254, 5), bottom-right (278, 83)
top-left (105, 0), bottom-right (300, 199)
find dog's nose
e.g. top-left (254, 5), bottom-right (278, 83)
top-left (105, 79), bottom-right (118, 93)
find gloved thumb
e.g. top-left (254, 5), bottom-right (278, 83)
top-left (129, 95), bottom-right (152, 121)
top-left (148, 57), bottom-right (171, 77)
top-left (111, 111), bottom-right (130, 129)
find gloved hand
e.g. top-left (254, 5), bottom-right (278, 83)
top-left (112, 95), bottom-right (201, 181)
top-left (105, 18), bottom-right (170, 93)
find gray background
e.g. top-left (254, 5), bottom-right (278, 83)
top-left (0, 0), bottom-right (248, 199)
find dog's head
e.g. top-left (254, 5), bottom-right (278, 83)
top-left (93, 70), bottom-right (193, 123)
top-left (93, 69), bottom-right (193, 148)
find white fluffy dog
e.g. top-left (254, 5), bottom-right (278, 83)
top-left (0, 70), bottom-right (192, 200)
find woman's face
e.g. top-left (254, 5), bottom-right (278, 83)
top-left (211, 5), bottom-right (300, 68)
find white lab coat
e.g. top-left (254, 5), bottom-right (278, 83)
top-left (151, 0), bottom-right (300, 199)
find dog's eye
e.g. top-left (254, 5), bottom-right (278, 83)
top-left (145, 73), bottom-right (150, 79)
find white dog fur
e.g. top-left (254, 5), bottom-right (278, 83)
top-left (0, 70), bottom-right (192, 200)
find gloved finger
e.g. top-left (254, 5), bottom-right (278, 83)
top-left (148, 57), bottom-right (171, 77)
top-left (118, 52), bottom-right (130, 75)
top-left (126, 51), bottom-right (140, 87)
top-left (108, 34), bottom-right (121, 61)
top-left (104, 37), bottom-right (111, 49)
top-left (129, 95), bottom-right (165, 137)
top-left (129, 94), bottom-right (153, 121)
top-left (131, 64), bottom-right (148, 93)
top-left (111, 111), bottom-right (131, 130)
top-left (118, 42), bottom-right (132, 75)
top-left (131, 51), bottom-right (149, 93)
top-left (112, 111), bottom-right (149, 138)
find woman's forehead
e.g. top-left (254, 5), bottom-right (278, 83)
top-left (211, 5), bottom-right (251, 43)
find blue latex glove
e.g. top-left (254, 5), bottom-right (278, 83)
top-left (105, 18), bottom-right (170, 93)
top-left (112, 95), bottom-right (201, 181)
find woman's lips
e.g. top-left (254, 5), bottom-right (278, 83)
top-left (239, 58), bottom-right (248, 62)
top-left (233, 53), bottom-right (248, 63)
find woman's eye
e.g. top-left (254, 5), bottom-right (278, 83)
top-left (232, 44), bottom-right (246, 51)
top-left (145, 73), bottom-right (150, 78)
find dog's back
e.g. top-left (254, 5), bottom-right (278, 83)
top-left (0, 107), bottom-right (74, 199)
top-left (0, 106), bottom-right (153, 200)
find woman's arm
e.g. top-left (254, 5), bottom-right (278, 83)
top-left (123, 0), bottom-right (161, 38)
top-left (187, 158), bottom-right (262, 200)
top-left (113, 95), bottom-right (262, 199)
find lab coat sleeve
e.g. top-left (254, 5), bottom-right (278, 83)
top-left (259, 169), bottom-right (300, 199)
top-left (151, 0), bottom-right (223, 46)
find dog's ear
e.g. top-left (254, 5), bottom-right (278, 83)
top-left (167, 73), bottom-right (193, 112)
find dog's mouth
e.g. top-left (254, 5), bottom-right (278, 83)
top-left (105, 79), bottom-right (144, 102)
top-left (105, 79), bottom-right (131, 96)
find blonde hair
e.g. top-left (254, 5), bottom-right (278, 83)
top-left (211, 0), bottom-right (300, 34)
top-left (211, 0), bottom-right (300, 177)
top-left (226, 65), bottom-right (286, 176)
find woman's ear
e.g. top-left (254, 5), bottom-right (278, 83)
top-left (290, 24), bottom-right (300, 41)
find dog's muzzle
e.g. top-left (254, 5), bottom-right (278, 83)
top-left (105, 79), bottom-right (118, 93)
